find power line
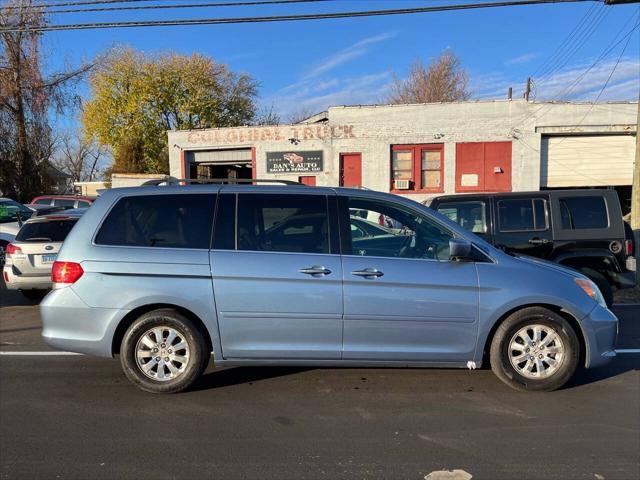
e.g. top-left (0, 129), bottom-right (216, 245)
top-left (44, 0), bottom-right (336, 14)
top-left (0, 0), bottom-right (598, 32)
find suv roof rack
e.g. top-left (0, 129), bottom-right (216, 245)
top-left (141, 177), bottom-right (304, 187)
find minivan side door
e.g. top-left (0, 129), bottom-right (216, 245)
top-left (210, 191), bottom-right (344, 359)
top-left (339, 195), bottom-right (480, 362)
top-left (492, 194), bottom-right (553, 258)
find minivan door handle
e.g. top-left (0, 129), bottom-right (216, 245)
top-left (352, 268), bottom-right (384, 278)
top-left (299, 266), bottom-right (332, 277)
top-left (528, 237), bottom-right (550, 245)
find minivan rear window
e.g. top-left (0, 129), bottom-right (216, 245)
top-left (16, 219), bottom-right (78, 242)
top-left (95, 194), bottom-right (216, 249)
top-left (559, 196), bottom-right (608, 229)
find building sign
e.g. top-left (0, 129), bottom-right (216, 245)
top-left (186, 125), bottom-right (355, 145)
top-left (266, 151), bottom-right (324, 173)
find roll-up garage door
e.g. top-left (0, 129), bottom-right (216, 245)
top-left (186, 149), bottom-right (252, 165)
top-left (541, 135), bottom-right (635, 187)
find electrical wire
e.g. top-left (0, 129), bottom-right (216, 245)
top-left (0, 0), bottom-right (598, 32)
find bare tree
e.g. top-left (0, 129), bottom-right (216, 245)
top-left (52, 131), bottom-right (109, 183)
top-left (0, 0), bottom-right (92, 201)
top-left (388, 50), bottom-right (470, 105)
top-left (287, 107), bottom-right (317, 124)
top-left (254, 104), bottom-right (281, 126)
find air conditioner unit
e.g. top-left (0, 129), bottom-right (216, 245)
top-left (394, 179), bottom-right (411, 190)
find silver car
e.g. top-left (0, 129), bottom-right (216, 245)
top-left (40, 183), bottom-right (618, 394)
top-left (3, 213), bottom-right (81, 299)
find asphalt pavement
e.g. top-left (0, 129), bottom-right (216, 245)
top-left (1, 285), bottom-right (639, 480)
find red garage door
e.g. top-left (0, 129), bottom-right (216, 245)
top-left (456, 142), bottom-right (512, 192)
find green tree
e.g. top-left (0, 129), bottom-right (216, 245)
top-left (83, 48), bottom-right (259, 174)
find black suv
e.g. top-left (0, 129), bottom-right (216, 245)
top-left (429, 189), bottom-right (636, 307)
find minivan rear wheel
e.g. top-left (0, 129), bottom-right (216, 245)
top-left (120, 309), bottom-right (209, 393)
top-left (490, 307), bottom-right (580, 392)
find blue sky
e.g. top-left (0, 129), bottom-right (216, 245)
top-left (39, 0), bottom-right (639, 125)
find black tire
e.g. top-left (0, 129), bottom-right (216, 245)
top-left (120, 309), bottom-right (209, 394)
top-left (490, 307), bottom-right (580, 392)
top-left (579, 267), bottom-right (613, 308)
top-left (20, 289), bottom-right (48, 301)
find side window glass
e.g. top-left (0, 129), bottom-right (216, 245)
top-left (95, 194), bottom-right (216, 248)
top-left (78, 201), bottom-right (91, 208)
top-left (237, 194), bottom-right (330, 254)
top-left (436, 201), bottom-right (486, 234)
top-left (34, 199), bottom-right (51, 205)
top-left (498, 198), bottom-right (548, 232)
top-left (347, 197), bottom-right (452, 260)
top-left (559, 197), bottom-right (608, 229)
top-left (213, 194), bottom-right (236, 250)
top-left (54, 199), bottom-right (76, 208)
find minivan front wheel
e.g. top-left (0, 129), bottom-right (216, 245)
top-left (120, 309), bottom-right (209, 393)
top-left (490, 307), bottom-right (580, 392)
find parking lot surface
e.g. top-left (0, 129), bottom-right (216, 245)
top-left (1, 286), bottom-right (639, 480)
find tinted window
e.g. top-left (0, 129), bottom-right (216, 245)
top-left (53, 199), bottom-right (76, 208)
top-left (34, 199), bottom-right (52, 205)
top-left (559, 196), bottom-right (608, 229)
top-left (437, 201), bottom-right (486, 234)
top-left (347, 197), bottom-right (452, 260)
top-left (498, 198), bottom-right (547, 232)
top-left (78, 201), bottom-right (92, 208)
top-left (213, 194), bottom-right (236, 250)
top-left (16, 219), bottom-right (78, 242)
top-left (237, 194), bottom-right (329, 254)
top-left (0, 199), bottom-right (32, 224)
top-left (95, 194), bottom-right (215, 249)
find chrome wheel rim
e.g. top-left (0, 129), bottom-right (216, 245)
top-left (135, 326), bottom-right (190, 382)
top-left (508, 324), bottom-right (565, 379)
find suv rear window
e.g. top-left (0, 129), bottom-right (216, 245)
top-left (237, 194), bottom-right (329, 254)
top-left (559, 196), bottom-right (608, 229)
top-left (436, 201), bottom-right (486, 234)
top-left (95, 194), bottom-right (215, 249)
top-left (16, 219), bottom-right (78, 242)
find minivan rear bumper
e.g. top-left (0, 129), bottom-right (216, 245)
top-left (581, 304), bottom-right (618, 368)
top-left (40, 287), bottom-right (127, 357)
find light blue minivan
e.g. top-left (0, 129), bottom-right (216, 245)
top-left (40, 182), bottom-right (618, 393)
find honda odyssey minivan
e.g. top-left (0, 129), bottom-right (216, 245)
top-left (40, 182), bottom-right (617, 393)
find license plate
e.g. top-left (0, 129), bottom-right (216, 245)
top-left (41, 254), bottom-right (57, 264)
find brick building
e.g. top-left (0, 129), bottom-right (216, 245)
top-left (167, 99), bottom-right (638, 211)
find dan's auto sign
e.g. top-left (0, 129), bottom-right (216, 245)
top-left (266, 151), bottom-right (323, 173)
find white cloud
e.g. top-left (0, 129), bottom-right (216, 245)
top-left (302, 32), bottom-right (397, 79)
top-left (471, 56), bottom-right (639, 102)
top-left (504, 52), bottom-right (540, 66)
top-left (263, 32), bottom-right (396, 118)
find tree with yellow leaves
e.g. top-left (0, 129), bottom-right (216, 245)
top-left (83, 48), bottom-right (258, 174)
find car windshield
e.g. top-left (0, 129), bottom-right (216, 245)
top-left (0, 199), bottom-right (32, 224)
top-left (15, 218), bottom-right (78, 242)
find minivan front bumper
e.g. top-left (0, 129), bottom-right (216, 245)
top-left (581, 304), bottom-right (618, 368)
top-left (40, 287), bottom-right (128, 357)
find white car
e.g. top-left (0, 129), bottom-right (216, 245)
top-left (3, 213), bottom-right (81, 299)
top-left (0, 198), bottom-right (34, 265)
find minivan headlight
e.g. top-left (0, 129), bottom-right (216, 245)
top-left (575, 278), bottom-right (606, 307)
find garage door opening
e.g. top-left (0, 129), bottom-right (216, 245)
top-left (185, 149), bottom-right (253, 182)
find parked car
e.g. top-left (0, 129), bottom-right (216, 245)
top-left (25, 204), bottom-right (68, 216)
top-left (40, 184), bottom-right (617, 393)
top-left (429, 189), bottom-right (635, 307)
top-left (30, 194), bottom-right (95, 209)
top-left (3, 211), bottom-right (83, 298)
top-left (0, 198), bottom-right (34, 265)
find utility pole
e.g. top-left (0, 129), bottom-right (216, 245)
top-left (524, 77), bottom-right (532, 101)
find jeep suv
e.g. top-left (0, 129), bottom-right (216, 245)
top-left (40, 182), bottom-right (617, 393)
top-left (429, 189), bottom-right (636, 307)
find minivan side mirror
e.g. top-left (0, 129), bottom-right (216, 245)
top-left (449, 238), bottom-right (472, 261)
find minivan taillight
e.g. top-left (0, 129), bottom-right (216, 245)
top-left (5, 243), bottom-right (21, 255)
top-left (51, 261), bottom-right (83, 287)
top-left (625, 239), bottom-right (633, 257)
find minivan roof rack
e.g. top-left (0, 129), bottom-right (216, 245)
top-left (141, 177), bottom-right (304, 186)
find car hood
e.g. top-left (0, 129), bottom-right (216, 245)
top-left (513, 253), bottom-right (584, 280)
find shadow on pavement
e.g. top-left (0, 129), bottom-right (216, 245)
top-left (564, 354), bottom-right (640, 389)
top-left (191, 366), bottom-right (314, 391)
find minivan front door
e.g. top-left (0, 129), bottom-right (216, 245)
top-left (211, 192), bottom-right (343, 359)
top-left (340, 196), bottom-right (479, 362)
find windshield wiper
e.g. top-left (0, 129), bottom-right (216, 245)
top-left (24, 237), bottom-right (52, 242)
